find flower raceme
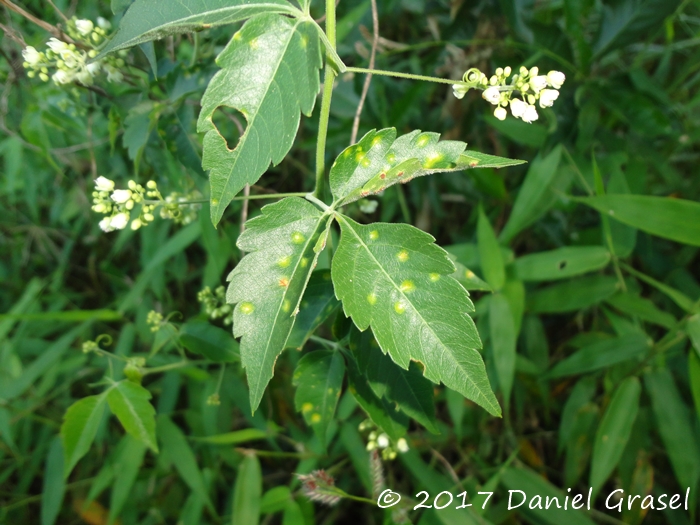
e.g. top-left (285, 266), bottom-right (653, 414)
top-left (453, 66), bottom-right (565, 123)
top-left (91, 177), bottom-right (202, 232)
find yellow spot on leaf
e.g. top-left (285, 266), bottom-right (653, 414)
top-left (233, 32), bottom-right (242, 41)
top-left (397, 250), bottom-right (409, 262)
top-left (394, 301), bottom-right (406, 314)
top-left (361, 158), bottom-right (371, 167)
top-left (249, 38), bottom-right (258, 49)
top-left (367, 293), bottom-right (377, 305)
top-left (369, 230), bottom-right (379, 241)
top-left (279, 277), bottom-right (289, 288)
top-left (240, 302), bottom-right (255, 314)
top-left (400, 280), bottom-right (415, 293)
top-left (372, 136), bottom-right (382, 146)
top-left (416, 134), bottom-right (429, 147)
top-left (310, 413), bottom-right (321, 423)
top-left (282, 300), bottom-right (291, 312)
top-left (429, 273), bottom-right (441, 282)
top-left (465, 270), bottom-right (475, 279)
top-left (300, 257), bottom-right (309, 268)
top-left (291, 231), bottom-right (306, 244)
top-left (278, 256), bottom-right (292, 268)
top-left (302, 402), bottom-right (313, 412)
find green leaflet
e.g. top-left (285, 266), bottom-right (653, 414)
top-left (100, 0), bottom-right (300, 56)
top-left (61, 392), bottom-right (109, 477)
top-left (292, 350), bottom-right (345, 449)
top-left (179, 320), bottom-right (240, 362)
top-left (329, 128), bottom-right (522, 205)
top-left (106, 380), bottom-right (159, 453)
top-left (198, 14), bottom-right (322, 225)
top-left (332, 215), bottom-right (501, 416)
top-left (232, 454), bottom-right (262, 525)
top-left (477, 206), bottom-right (505, 291)
top-left (227, 198), bottom-right (330, 411)
top-left (286, 270), bottom-right (339, 350)
top-left (513, 246), bottom-right (611, 282)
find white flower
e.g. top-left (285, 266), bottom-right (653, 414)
top-left (47, 38), bottom-right (68, 53)
top-left (97, 17), bottom-right (111, 30)
top-left (110, 189), bottom-right (132, 203)
top-left (95, 176), bottom-right (115, 192)
top-left (531, 75), bottom-right (548, 91)
top-left (104, 64), bottom-right (123, 83)
top-left (396, 438), bottom-right (409, 453)
top-left (522, 104), bottom-right (539, 123)
top-left (99, 217), bottom-right (113, 232)
top-left (76, 70), bottom-right (92, 85)
top-left (22, 46), bottom-right (41, 66)
top-left (453, 84), bottom-right (468, 100)
top-left (539, 89), bottom-right (559, 108)
top-left (482, 86), bottom-right (500, 105)
top-left (75, 19), bottom-right (94, 36)
top-left (86, 61), bottom-right (101, 75)
top-left (547, 70), bottom-right (566, 89)
top-left (494, 106), bottom-right (507, 121)
top-left (377, 433), bottom-right (390, 449)
top-left (510, 98), bottom-right (527, 118)
top-left (52, 70), bottom-right (71, 84)
top-left (109, 212), bottom-right (129, 230)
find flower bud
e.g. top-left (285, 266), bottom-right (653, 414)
top-left (109, 212), bottom-right (129, 230)
top-left (494, 106), bottom-right (507, 121)
top-left (147, 180), bottom-right (157, 189)
top-left (510, 98), bottom-right (527, 118)
top-left (522, 104), bottom-right (539, 123)
top-left (531, 75), bottom-right (547, 91)
top-left (111, 189), bottom-right (132, 203)
top-left (539, 88), bottom-right (559, 108)
top-left (75, 19), bottom-right (94, 36)
top-left (377, 433), bottom-right (390, 449)
top-left (397, 438), bottom-right (409, 453)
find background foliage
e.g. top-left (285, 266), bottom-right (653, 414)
top-left (2, 0), bottom-right (700, 524)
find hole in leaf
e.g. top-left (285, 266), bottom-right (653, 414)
top-left (212, 106), bottom-right (246, 151)
top-left (558, 260), bottom-right (568, 270)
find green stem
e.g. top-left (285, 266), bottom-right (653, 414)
top-left (143, 192), bottom-right (308, 206)
top-left (346, 66), bottom-right (462, 86)
top-left (141, 360), bottom-right (206, 376)
top-left (313, 0), bottom-right (338, 200)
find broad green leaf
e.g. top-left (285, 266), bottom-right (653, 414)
top-left (477, 206), bottom-right (505, 291)
top-left (232, 454), bottom-right (262, 525)
top-left (329, 129), bottom-right (521, 206)
top-left (61, 392), bottom-right (109, 477)
top-left (590, 377), bottom-right (641, 497)
top-left (179, 320), bottom-right (240, 362)
top-left (593, 0), bottom-right (683, 57)
top-left (41, 437), bottom-right (65, 525)
top-left (286, 270), bottom-right (339, 350)
top-left (352, 328), bottom-right (439, 433)
top-left (345, 353), bottom-right (408, 441)
top-left (547, 333), bottom-right (650, 378)
top-left (514, 247), bottom-right (610, 282)
top-left (191, 428), bottom-right (270, 445)
top-left (198, 15), bottom-right (322, 225)
top-left (227, 198), bottom-right (330, 411)
top-left (564, 403), bottom-right (599, 487)
top-left (645, 369), bottom-right (700, 492)
top-left (107, 380), bottom-right (158, 452)
top-left (293, 350), bottom-right (345, 448)
top-left (157, 416), bottom-right (214, 511)
top-left (261, 486), bottom-right (292, 514)
top-left (283, 500), bottom-right (304, 525)
top-left (0, 408), bottom-right (18, 455)
top-left (605, 292), bottom-right (676, 329)
top-left (574, 194), bottom-right (700, 247)
top-left (500, 467), bottom-right (597, 525)
top-left (500, 145), bottom-right (566, 243)
top-left (109, 436), bottom-right (147, 525)
top-left (607, 168), bottom-right (636, 257)
top-left (527, 275), bottom-right (619, 313)
top-left (332, 215), bottom-right (500, 416)
top-left (489, 294), bottom-right (516, 406)
top-left (619, 263), bottom-right (697, 313)
top-left (101, 0), bottom-right (299, 55)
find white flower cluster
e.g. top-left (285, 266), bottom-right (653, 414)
top-left (360, 420), bottom-right (409, 460)
top-left (453, 66), bottom-right (565, 123)
top-left (92, 177), bottom-right (201, 233)
top-left (197, 286), bottom-right (233, 325)
top-left (22, 17), bottom-right (127, 86)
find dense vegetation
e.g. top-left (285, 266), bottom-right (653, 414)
top-left (1, 0), bottom-right (700, 524)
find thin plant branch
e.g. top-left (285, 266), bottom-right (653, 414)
top-left (350, 0), bottom-right (379, 144)
top-left (0, 0), bottom-right (75, 42)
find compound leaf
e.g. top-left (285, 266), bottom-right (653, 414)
top-left (329, 129), bottom-right (522, 206)
top-left (106, 380), bottom-right (158, 453)
top-left (198, 14), bottom-right (322, 225)
top-left (101, 0), bottom-right (299, 55)
top-left (293, 350), bottom-right (345, 449)
top-left (61, 392), bottom-right (109, 478)
top-left (332, 215), bottom-right (500, 416)
top-left (227, 197), bottom-right (330, 412)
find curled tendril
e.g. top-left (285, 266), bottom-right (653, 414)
top-left (94, 334), bottom-right (113, 347)
top-left (164, 311), bottom-right (183, 323)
